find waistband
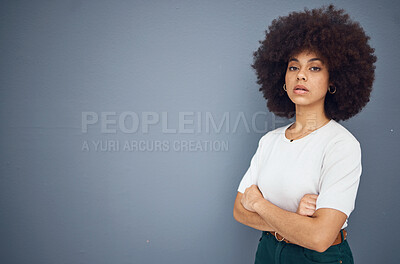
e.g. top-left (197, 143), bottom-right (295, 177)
top-left (263, 229), bottom-right (347, 247)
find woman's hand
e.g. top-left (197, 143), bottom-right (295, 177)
top-left (241, 185), bottom-right (264, 212)
top-left (296, 194), bottom-right (319, 216)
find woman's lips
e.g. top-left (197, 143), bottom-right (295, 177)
top-left (294, 85), bottom-right (309, 94)
top-left (294, 89), bottom-right (309, 95)
top-left (294, 85), bottom-right (309, 90)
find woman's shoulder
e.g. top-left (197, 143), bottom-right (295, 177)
top-left (327, 120), bottom-right (360, 145)
top-left (322, 120), bottom-right (362, 158)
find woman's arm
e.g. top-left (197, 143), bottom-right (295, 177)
top-left (233, 192), bottom-right (318, 232)
top-left (243, 185), bottom-right (346, 253)
top-left (233, 192), bottom-right (275, 231)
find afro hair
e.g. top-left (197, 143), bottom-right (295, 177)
top-left (252, 4), bottom-right (377, 121)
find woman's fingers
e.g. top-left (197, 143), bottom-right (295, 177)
top-left (305, 209), bottom-right (315, 216)
top-left (296, 194), bottom-right (319, 216)
top-left (303, 194), bottom-right (318, 204)
top-left (305, 204), bottom-right (316, 209)
top-left (306, 199), bottom-right (317, 206)
top-left (304, 194), bottom-right (318, 200)
top-left (299, 207), bottom-right (315, 216)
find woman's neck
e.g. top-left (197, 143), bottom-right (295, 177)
top-left (290, 105), bottom-right (330, 132)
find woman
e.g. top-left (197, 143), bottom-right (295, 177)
top-left (233, 4), bottom-right (376, 264)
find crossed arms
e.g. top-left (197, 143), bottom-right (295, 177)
top-left (233, 185), bottom-right (347, 253)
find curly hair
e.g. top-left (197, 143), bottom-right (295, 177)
top-left (252, 4), bottom-right (377, 121)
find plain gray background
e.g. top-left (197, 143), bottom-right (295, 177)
top-left (0, 0), bottom-right (399, 263)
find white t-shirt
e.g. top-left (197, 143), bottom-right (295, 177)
top-left (237, 119), bottom-right (362, 229)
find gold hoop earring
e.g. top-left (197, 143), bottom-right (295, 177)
top-left (328, 85), bottom-right (336, 94)
top-left (283, 84), bottom-right (287, 92)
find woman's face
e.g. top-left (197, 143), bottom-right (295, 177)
top-left (285, 50), bottom-right (331, 108)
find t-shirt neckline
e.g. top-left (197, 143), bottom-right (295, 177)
top-left (282, 119), bottom-right (333, 143)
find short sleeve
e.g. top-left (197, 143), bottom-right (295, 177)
top-left (237, 136), bottom-right (265, 194)
top-left (316, 139), bottom-right (362, 218)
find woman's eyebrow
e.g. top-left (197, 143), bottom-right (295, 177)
top-left (288, 58), bottom-right (324, 63)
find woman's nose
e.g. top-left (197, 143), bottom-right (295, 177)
top-left (296, 70), bottom-right (307, 81)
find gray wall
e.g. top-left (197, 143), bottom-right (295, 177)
top-left (0, 0), bottom-right (398, 263)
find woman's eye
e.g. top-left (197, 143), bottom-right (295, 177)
top-left (288, 66), bottom-right (321, 71)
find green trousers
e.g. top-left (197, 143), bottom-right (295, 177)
top-left (255, 229), bottom-right (354, 264)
